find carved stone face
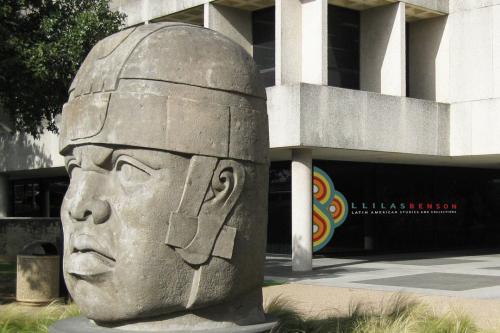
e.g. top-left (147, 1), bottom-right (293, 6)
top-left (57, 23), bottom-right (270, 329)
top-left (61, 145), bottom-right (195, 322)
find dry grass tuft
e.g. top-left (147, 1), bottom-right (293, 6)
top-left (266, 294), bottom-right (482, 333)
top-left (0, 300), bottom-right (79, 333)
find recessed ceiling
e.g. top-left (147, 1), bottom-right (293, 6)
top-left (215, 0), bottom-right (444, 21)
top-left (152, 5), bottom-right (204, 26)
top-left (215, 0), bottom-right (274, 11)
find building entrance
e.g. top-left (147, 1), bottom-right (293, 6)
top-left (268, 161), bottom-right (500, 255)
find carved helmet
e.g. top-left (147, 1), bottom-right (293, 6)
top-left (59, 23), bottom-right (269, 271)
top-left (60, 22), bottom-right (268, 163)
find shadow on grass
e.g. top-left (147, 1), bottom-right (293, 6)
top-left (266, 294), bottom-right (482, 333)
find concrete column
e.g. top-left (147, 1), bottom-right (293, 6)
top-left (360, 2), bottom-right (406, 96)
top-left (291, 149), bottom-right (312, 272)
top-left (275, 0), bottom-right (302, 85)
top-left (301, 0), bottom-right (328, 85)
top-left (204, 3), bottom-right (253, 55)
top-left (0, 175), bottom-right (9, 217)
top-left (142, 0), bottom-right (150, 24)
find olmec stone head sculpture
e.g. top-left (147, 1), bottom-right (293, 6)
top-left (58, 23), bottom-right (270, 331)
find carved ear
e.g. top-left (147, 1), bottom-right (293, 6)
top-left (202, 160), bottom-right (245, 218)
top-left (172, 159), bottom-right (245, 266)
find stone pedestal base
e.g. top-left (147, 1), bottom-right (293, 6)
top-left (49, 317), bottom-right (277, 333)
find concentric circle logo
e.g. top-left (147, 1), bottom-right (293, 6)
top-left (313, 167), bottom-right (348, 252)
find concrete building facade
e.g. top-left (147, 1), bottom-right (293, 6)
top-left (1, 0), bottom-right (500, 270)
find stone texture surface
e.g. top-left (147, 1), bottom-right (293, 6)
top-left (55, 22), bottom-right (271, 331)
top-left (50, 316), bottom-right (276, 333)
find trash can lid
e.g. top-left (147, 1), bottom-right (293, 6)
top-left (20, 241), bottom-right (58, 256)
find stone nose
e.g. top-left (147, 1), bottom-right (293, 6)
top-left (68, 175), bottom-right (111, 225)
top-left (69, 198), bottom-right (111, 225)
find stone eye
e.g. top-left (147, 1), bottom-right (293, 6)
top-left (116, 158), bottom-right (151, 186)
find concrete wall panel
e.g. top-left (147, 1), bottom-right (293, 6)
top-left (408, 16), bottom-right (448, 102)
top-left (300, 86), bottom-right (367, 149)
top-left (401, 98), bottom-right (441, 154)
top-left (449, 6), bottom-right (495, 102)
top-left (437, 103), bottom-right (451, 155)
top-left (0, 132), bottom-right (64, 173)
top-left (361, 3), bottom-right (406, 96)
top-left (449, 99), bottom-right (500, 156)
top-left (494, 5), bottom-right (500, 98)
top-left (266, 85), bottom-right (302, 148)
top-left (470, 99), bottom-right (500, 155)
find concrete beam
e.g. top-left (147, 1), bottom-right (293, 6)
top-left (204, 3), bottom-right (253, 55)
top-left (361, 2), bottom-right (406, 96)
top-left (267, 83), bottom-right (449, 155)
top-left (291, 149), bottom-right (313, 272)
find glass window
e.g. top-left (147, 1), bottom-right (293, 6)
top-left (48, 179), bottom-right (69, 217)
top-left (268, 162), bottom-right (291, 254)
top-left (328, 5), bottom-right (360, 89)
top-left (13, 182), bottom-right (42, 217)
top-left (270, 160), bottom-right (500, 255)
top-left (252, 6), bottom-right (275, 88)
top-left (12, 177), bottom-right (69, 217)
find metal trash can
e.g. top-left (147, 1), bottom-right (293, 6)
top-left (16, 241), bottom-right (60, 304)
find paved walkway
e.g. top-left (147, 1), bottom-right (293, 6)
top-left (264, 251), bottom-right (500, 299)
top-left (263, 251), bottom-right (500, 330)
